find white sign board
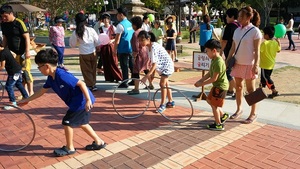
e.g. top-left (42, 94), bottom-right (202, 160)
top-left (192, 51), bottom-right (211, 70)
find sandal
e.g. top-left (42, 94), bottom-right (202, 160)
top-left (85, 141), bottom-right (107, 150)
top-left (229, 110), bottom-right (243, 119)
top-left (242, 115), bottom-right (257, 124)
top-left (53, 146), bottom-right (76, 157)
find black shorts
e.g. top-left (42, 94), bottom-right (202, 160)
top-left (22, 70), bottom-right (32, 83)
top-left (62, 109), bottom-right (91, 127)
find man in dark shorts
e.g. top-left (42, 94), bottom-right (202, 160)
top-left (220, 8), bottom-right (240, 97)
top-left (0, 4), bottom-right (34, 96)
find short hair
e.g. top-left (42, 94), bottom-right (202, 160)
top-left (117, 6), bottom-right (128, 17)
top-left (0, 4), bottom-right (13, 14)
top-left (263, 26), bottom-right (275, 39)
top-left (143, 15), bottom-right (148, 21)
top-left (154, 20), bottom-right (160, 26)
top-left (226, 8), bottom-right (238, 19)
top-left (138, 30), bottom-right (157, 42)
top-left (35, 49), bottom-right (58, 65)
top-left (131, 16), bottom-right (143, 29)
top-left (204, 39), bottom-right (221, 51)
top-left (101, 13), bottom-right (111, 20)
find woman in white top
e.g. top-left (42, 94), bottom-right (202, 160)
top-left (141, 15), bottom-right (151, 32)
top-left (285, 13), bottom-right (296, 51)
top-left (226, 6), bottom-right (262, 124)
top-left (69, 13), bottom-right (100, 91)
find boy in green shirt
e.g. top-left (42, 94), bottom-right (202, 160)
top-left (151, 20), bottom-right (164, 46)
top-left (194, 39), bottom-right (229, 131)
top-left (259, 26), bottom-right (281, 98)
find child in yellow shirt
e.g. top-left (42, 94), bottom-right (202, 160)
top-left (259, 26), bottom-right (281, 98)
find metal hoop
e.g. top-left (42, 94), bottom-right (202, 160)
top-left (0, 104), bottom-right (36, 152)
top-left (112, 78), bottom-right (151, 119)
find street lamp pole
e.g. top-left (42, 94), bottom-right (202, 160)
top-left (104, 0), bottom-right (109, 12)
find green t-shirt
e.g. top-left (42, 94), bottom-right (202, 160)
top-left (210, 56), bottom-right (229, 90)
top-left (151, 27), bottom-right (164, 45)
top-left (260, 40), bottom-right (280, 69)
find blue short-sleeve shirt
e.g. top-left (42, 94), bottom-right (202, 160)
top-left (43, 68), bottom-right (95, 112)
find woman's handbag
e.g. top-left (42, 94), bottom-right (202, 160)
top-left (227, 27), bottom-right (255, 68)
top-left (227, 56), bottom-right (236, 68)
top-left (244, 88), bottom-right (267, 106)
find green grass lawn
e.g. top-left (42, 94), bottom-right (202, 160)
top-left (34, 29), bottom-right (73, 37)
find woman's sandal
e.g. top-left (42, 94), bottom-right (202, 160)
top-left (85, 141), bottom-right (107, 150)
top-left (53, 146), bottom-right (76, 157)
top-left (242, 115), bottom-right (257, 124)
top-left (230, 110), bottom-right (243, 119)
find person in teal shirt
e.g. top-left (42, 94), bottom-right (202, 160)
top-left (191, 14), bottom-right (220, 52)
top-left (194, 39), bottom-right (229, 131)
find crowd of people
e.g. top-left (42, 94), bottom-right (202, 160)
top-left (0, 3), bottom-right (297, 156)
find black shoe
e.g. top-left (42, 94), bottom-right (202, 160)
top-left (174, 59), bottom-right (179, 62)
top-left (226, 91), bottom-right (235, 97)
top-left (118, 83), bottom-right (129, 88)
top-left (188, 41), bottom-right (192, 43)
top-left (128, 80), bottom-right (135, 86)
top-left (220, 113), bottom-right (229, 124)
top-left (268, 91), bottom-right (280, 98)
top-left (207, 123), bottom-right (224, 131)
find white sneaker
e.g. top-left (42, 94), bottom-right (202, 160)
top-left (3, 102), bottom-right (17, 110)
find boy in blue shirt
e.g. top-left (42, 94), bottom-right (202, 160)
top-left (194, 39), bottom-right (229, 131)
top-left (19, 49), bottom-right (106, 157)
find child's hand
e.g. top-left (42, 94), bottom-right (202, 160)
top-left (194, 80), bottom-right (202, 87)
top-left (85, 100), bottom-right (93, 112)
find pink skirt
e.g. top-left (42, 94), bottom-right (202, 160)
top-left (231, 64), bottom-right (258, 80)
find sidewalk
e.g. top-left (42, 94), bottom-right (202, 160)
top-left (0, 36), bottom-right (300, 169)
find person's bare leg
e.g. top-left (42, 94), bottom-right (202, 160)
top-left (245, 78), bottom-right (257, 117)
top-left (159, 76), bottom-right (168, 105)
top-left (81, 124), bottom-right (104, 145)
top-left (206, 99), bottom-right (221, 124)
top-left (228, 79), bottom-right (235, 93)
top-left (64, 126), bottom-right (75, 151)
top-left (165, 78), bottom-right (173, 102)
top-left (232, 77), bottom-right (243, 118)
top-left (134, 79), bottom-right (139, 91)
top-left (27, 82), bottom-right (34, 96)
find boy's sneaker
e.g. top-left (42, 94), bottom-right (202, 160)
top-left (166, 101), bottom-right (175, 108)
top-left (156, 105), bottom-right (166, 113)
top-left (3, 102), bottom-right (18, 110)
top-left (220, 113), bottom-right (229, 124)
top-left (268, 91), bottom-right (280, 98)
top-left (207, 123), bottom-right (224, 131)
